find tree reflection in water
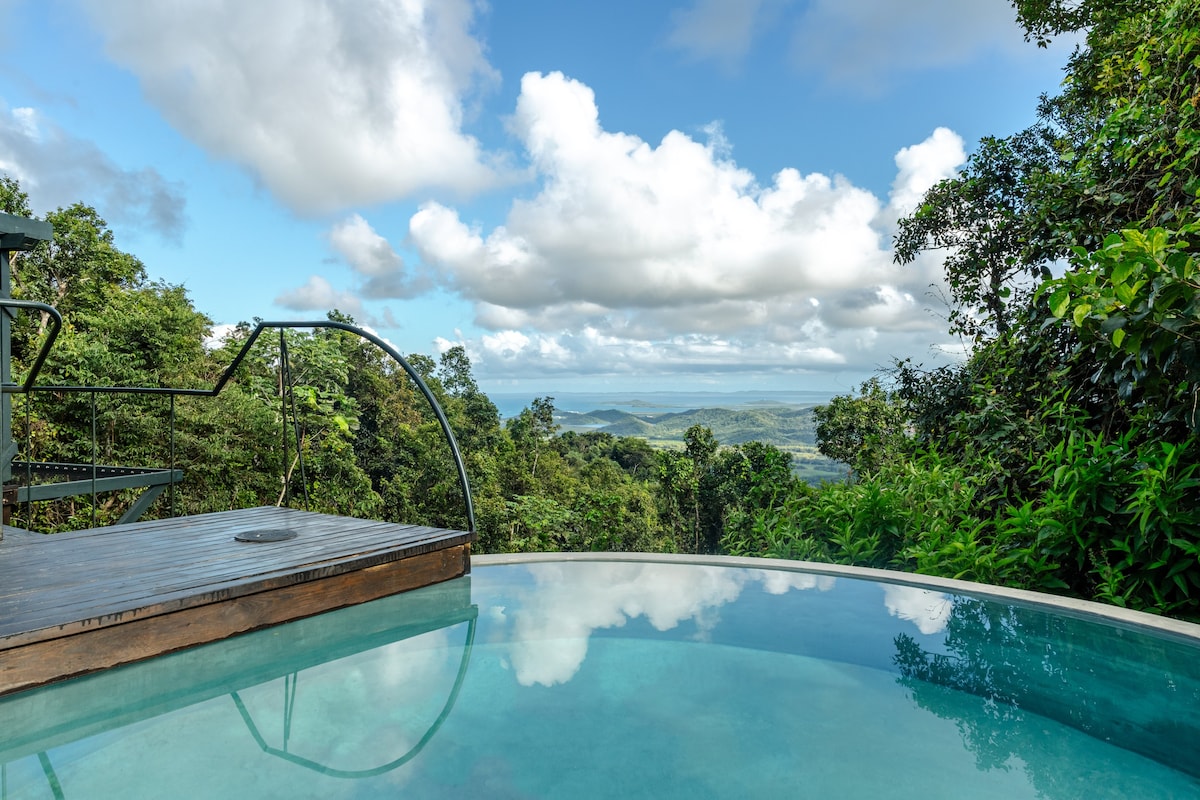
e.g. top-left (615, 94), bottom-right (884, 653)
top-left (892, 596), bottom-right (1200, 795)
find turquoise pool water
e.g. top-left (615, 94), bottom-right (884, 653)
top-left (3, 557), bottom-right (1199, 798)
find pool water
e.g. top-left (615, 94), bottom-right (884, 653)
top-left (3, 557), bottom-right (1199, 798)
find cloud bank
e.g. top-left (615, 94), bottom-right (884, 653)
top-left (53, 1), bottom-right (978, 386)
top-left (80, 0), bottom-right (501, 214)
top-left (403, 71), bottom-right (964, 382)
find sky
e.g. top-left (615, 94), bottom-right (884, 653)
top-left (0, 0), bottom-right (1075, 396)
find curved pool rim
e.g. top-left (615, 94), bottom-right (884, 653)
top-left (473, 551), bottom-right (1200, 644)
top-left (5, 551), bottom-right (1200, 797)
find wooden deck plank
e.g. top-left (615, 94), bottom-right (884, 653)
top-left (1, 507), bottom-right (471, 644)
top-left (1, 531), bottom-right (446, 599)
top-left (2, 518), bottom-right (462, 602)
top-left (5, 508), bottom-right (437, 565)
top-left (2, 507), bottom-right (435, 588)
top-left (1, 544), bottom-right (470, 696)
top-left (0, 506), bottom-right (473, 694)
top-left (0, 528), bottom-right (436, 598)
top-left (3, 529), bottom-right (469, 635)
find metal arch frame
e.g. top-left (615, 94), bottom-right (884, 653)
top-left (0, 312), bottom-right (475, 534)
top-left (214, 322), bottom-right (476, 535)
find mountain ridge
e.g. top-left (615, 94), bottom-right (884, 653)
top-left (558, 405), bottom-right (820, 447)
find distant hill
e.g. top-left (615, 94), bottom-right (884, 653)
top-left (568, 407), bottom-right (816, 443)
top-left (558, 405), bottom-right (819, 447)
top-left (556, 404), bottom-right (846, 484)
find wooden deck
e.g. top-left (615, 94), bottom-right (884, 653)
top-left (0, 506), bottom-right (473, 696)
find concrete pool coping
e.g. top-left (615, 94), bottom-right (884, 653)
top-left (473, 552), bottom-right (1200, 644)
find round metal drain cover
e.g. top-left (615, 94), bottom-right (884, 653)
top-left (235, 528), bottom-right (298, 543)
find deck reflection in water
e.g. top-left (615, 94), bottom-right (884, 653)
top-left (1, 577), bottom-right (475, 796)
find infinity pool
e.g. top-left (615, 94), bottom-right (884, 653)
top-left (3, 555), bottom-right (1199, 798)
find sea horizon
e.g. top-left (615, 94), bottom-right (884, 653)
top-left (487, 389), bottom-right (838, 420)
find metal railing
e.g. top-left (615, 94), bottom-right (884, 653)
top-left (0, 306), bottom-right (475, 534)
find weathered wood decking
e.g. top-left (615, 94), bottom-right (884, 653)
top-left (0, 506), bottom-right (473, 696)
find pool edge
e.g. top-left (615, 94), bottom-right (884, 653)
top-left (471, 551), bottom-right (1200, 643)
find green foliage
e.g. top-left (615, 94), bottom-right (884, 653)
top-left (1010, 0), bottom-right (1157, 46)
top-left (834, 0), bottom-right (1200, 618)
top-left (12, 204), bottom-right (145, 338)
top-left (813, 377), bottom-right (908, 475)
top-left (1046, 225), bottom-right (1200, 430)
top-left (723, 450), bottom-right (1065, 592)
top-left (1032, 431), bottom-right (1200, 613)
top-left (1054, 1), bottom-right (1200, 232)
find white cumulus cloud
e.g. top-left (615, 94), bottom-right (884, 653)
top-left (275, 274), bottom-right (364, 317)
top-left (328, 214), bottom-right (429, 298)
top-left (407, 71), bottom-right (963, 382)
top-left (80, 0), bottom-right (501, 214)
top-left (330, 214), bottom-right (403, 277)
top-left (886, 126), bottom-right (966, 220)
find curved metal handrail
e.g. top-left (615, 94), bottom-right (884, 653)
top-left (230, 608), bottom-right (477, 779)
top-left (0, 312), bottom-right (475, 533)
top-left (218, 322), bottom-right (476, 534)
top-left (0, 299), bottom-right (63, 393)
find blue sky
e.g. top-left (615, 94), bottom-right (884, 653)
top-left (0, 0), bottom-right (1073, 396)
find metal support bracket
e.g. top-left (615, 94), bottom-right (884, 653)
top-left (9, 461), bottom-right (183, 525)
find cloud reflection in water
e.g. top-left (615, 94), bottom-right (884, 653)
top-left (499, 563), bottom-right (836, 686)
top-left (882, 584), bottom-right (953, 635)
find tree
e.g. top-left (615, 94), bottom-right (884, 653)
top-left (437, 345), bottom-right (478, 397)
top-left (12, 204), bottom-right (146, 336)
top-left (0, 175), bottom-right (32, 216)
top-left (813, 377), bottom-right (909, 475)
top-left (1038, 0), bottom-right (1200, 433)
top-left (506, 396), bottom-right (558, 481)
top-left (1010, 0), bottom-right (1158, 46)
top-left (435, 345), bottom-right (501, 454)
top-left (654, 425), bottom-right (730, 554)
top-left (894, 130), bottom-right (1060, 341)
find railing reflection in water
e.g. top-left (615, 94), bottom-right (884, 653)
top-left (0, 576), bottom-right (477, 797)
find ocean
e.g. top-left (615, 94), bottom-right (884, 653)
top-left (487, 390), bottom-right (837, 420)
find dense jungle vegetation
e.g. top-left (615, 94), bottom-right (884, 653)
top-left (2, 0), bottom-right (1198, 618)
top-left (731, 0), bottom-right (1200, 618)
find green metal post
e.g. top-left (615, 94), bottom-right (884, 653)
top-left (0, 213), bottom-right (52, 490)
